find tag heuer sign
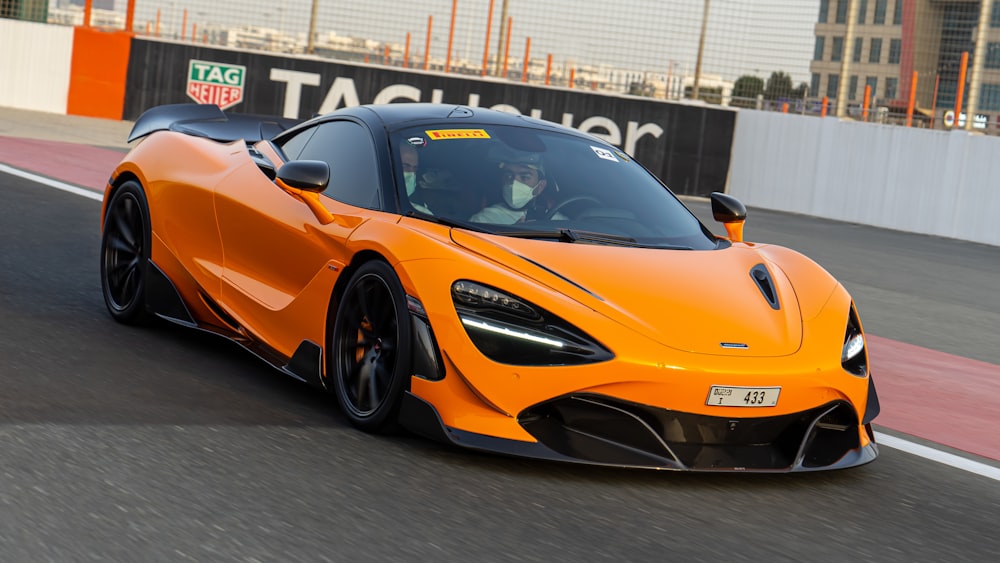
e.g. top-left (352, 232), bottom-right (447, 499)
top-left (186, 60), bottom-right (245, 109)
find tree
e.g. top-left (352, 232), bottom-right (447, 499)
top-left (764, 71), bottom-right (794, 100)
top-left (731, 75), bottom-right (765, 108)
top-left (683, 85), bottom-right (724, 105)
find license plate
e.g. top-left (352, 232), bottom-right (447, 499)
top-left (707, 386), bottom-right (780, 407)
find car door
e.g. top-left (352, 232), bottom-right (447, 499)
top-left (213, 119), bottom-right (384, 355)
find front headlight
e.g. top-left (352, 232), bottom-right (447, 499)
top-left (452, 280), bottom-right (613, 366)
top-left (841, 304), bottom-right (868, 377)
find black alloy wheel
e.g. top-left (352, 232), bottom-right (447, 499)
top-left (100, 180), bottom-right (152, 324)
top-left (330, 260), bottom-right (412, 432)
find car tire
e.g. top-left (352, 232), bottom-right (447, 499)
top-left (330, 260), bottom-right (412, 432)
top-left (100, 180), bottom-right (153, 325)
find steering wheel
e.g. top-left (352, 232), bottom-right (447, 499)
top-left (545, 195), bottom-right (604, 219)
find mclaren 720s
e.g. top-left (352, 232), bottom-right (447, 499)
top-left (100, 103), bottom-right (879, 472)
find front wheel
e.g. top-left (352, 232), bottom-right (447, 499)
top-left (329, 261), bottom-right (412, 432)
top-left (100, 180), bottom-right (153, 325)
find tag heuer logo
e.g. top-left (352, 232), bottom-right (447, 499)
top-left (186, 60), bottom-right (245, 110)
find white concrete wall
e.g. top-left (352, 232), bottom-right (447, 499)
top-left (0, 20), bottom-right (73, 113)
top-left (729, 110), bottom-right (1000, 246)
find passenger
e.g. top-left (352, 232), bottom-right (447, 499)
top-left (470, 150), bottom-right (564, 224)
top-left (399, 144), bottom-right (427, 212)
top-left (411, 168), bottom-right (460, 215)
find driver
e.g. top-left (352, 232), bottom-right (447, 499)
top-left (470, 150), bottom-right (564, 224)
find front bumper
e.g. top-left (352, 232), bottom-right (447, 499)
top-left (400, 391), bottom-right (878, 472)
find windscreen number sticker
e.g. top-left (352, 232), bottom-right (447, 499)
top-left (707, 386), bottom-right (780, 407)
top-left (426, 129), bottom-right (491, 140)
top-left (591, 146), bottom-right (620, 162)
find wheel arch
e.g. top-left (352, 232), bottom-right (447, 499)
top-left (102, 170), bottom-right (144, 229)
top-left (325, 249), bottom-right (393, 328)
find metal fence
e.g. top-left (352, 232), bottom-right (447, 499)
top-left (7, 0), bottom-right (1000, 133)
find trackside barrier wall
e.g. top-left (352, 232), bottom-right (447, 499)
top-left (0, 19), bottom-right (73, 113)
top-left (729, 111), bottom-right (1000, 247)
top-left (121, 38), bottom-right (736, 196)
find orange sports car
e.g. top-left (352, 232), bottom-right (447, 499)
top-left (100, 103), bottom-right (879, 471)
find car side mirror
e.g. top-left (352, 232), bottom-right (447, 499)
top-left (276, 160), bottom-right (335, 224)
top-left (275, 160), bottom-right (330, 193)
top-left (710, 192), bottom-right (747, 243)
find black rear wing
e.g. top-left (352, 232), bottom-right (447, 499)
top-left (127, 103), bottom-right (301, 144)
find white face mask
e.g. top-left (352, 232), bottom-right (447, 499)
top-left (404, 172), bottom-right (417, 196)
top-left (502, 179), bottom-right (536, 209)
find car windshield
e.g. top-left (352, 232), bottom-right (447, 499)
top-left (391, 123), bottom-right (719, 250)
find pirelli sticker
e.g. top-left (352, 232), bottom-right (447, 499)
top-left (425, 129), bottom-right (491, 140)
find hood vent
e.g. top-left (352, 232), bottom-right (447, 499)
top-left (750, 264), bottom-right (780, 310)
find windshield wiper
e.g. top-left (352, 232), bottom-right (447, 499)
top-left (502, 228), bottom-right (695, 249)
top-left (405, 211), bottom-right (489, 232)
top-left (502, 228), bottom-right (639, 246)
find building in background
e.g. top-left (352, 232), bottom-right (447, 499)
top-left (1, 0), bottom-right (49, 22)
top-left (810, 0), bottom-right (1000, 128)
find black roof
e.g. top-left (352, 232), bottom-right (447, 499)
top-left (321, 103), bottom-right (569, 135)
top-left (129, 102), bottom-right (578, 145)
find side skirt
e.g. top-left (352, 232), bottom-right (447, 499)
top-left (144, 258), bottom-right (327, 390)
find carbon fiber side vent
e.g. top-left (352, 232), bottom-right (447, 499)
top-left (750, 264), bottom-right (780, 310)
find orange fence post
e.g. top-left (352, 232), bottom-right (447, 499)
top-left (181, 9), bottom-right (187, 41)
top-left (83, 0), bottom-right (92, 27)
top-left (404, 32), bottom-right (411, 68)
top-left (384, 44), bottom-right (390, 65)
top-left (191, 23), bottom-right (197, 43)
top-left (906, 71), bottom-right (918, 127)
top-left (424, 15), bottom-right (433, 71)
top-left (125, 0), bottom-right (135, 33)
top-left (821, 96), bottom-right (828, 117)
top-left (569, 67), bottom-right (575, 89)
top-left (545, 54), bottom-right (552, 86)
top-left (502, 17), bottom-right (512, 78)
top-left (862, 84), bottom-right (871, 121)
top-left (521, 37), bottom-right (531, 83)
top-left (781, 102), bottom-right (789, 113)
top-left (953, 51), bottom-right (968, 128)
top-left (445, 0), bottom-right (457, 73)
top-left (482, 0), bottom-right (494, 76)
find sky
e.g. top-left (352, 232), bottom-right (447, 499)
top-left (129, 0), bottom-right (821, 84)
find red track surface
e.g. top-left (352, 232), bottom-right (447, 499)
top-left (3, 135), bottom-right (998, 461)
top-left (868, 335), bottom-right (1000, 460)
top-left (0, 136), bottom-right (122, 192)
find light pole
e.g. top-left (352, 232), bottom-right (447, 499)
top-left (307, 0), bottom-right (319, 54)
top-left (494, 0), bottom-right (509, 76)
top-left (691, 0), bottom-right (709, 100)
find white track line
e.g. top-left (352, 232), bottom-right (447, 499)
top-left (875, 432), bottom-right (1000, 481)
top-left (0, 163), bottom-right (103, 202)
top-left (5, 161), bottom-right (999, 482)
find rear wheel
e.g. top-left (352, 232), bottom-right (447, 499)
top-left (330, 261), bottom-right (412, 432)
top-left (100, 180), bottom-right (153, 325)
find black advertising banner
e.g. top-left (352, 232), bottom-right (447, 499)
top-left (124, 39), bottom-right (735, 195)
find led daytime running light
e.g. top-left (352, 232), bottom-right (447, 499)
top-left (461, 316), bottom-right (564, 348)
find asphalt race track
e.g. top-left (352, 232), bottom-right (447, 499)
top-left (1, 126), bottom-right (999, 561)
